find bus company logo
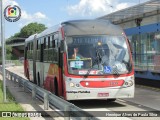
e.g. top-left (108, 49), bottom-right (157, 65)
top-left (4, 5), bottom-right (21, 22)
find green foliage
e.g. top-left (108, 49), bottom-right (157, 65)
top-left (19, 22), bottom-right (46, 37)
top-left (6, 22), bottom-right (47, 41)
top-left (0, 45), bottom-right (16, 64)
top-left (6, 46), bottom-right (12, 55)
top-left (3, 22), bottom-right (47, 62)
top-left (6, 33), bottom-right (21, 42)
top-left (0, 45), bottom-right (12, 60)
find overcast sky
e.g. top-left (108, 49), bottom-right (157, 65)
top-left (4, 0), bottom-right (149, 38)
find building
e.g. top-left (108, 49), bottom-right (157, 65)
top-left (98, 0), bottom-right (160, 81)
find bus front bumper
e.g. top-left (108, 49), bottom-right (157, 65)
top-left (66, 86), bottom-right (134, 100)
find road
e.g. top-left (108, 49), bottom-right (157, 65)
top-left (1, 66), bottom-right (63, 120)
top-left (70, 83), bottom-right (160, 120)
top-left (6, 66), bottom-right (160, 120)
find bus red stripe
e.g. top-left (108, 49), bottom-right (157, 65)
top-left (80, 80), bottom-right (124, 88)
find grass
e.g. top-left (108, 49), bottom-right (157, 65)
top-left (0, 80), bottom-right (29, 120)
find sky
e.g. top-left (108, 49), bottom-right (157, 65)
top-left (3, 0), bottom-right (150, 39)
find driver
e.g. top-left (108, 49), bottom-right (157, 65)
top-left (72, 47), bottom-right (83, 60)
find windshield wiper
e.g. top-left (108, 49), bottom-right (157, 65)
top-left (83, 60), bottom-right (98, 78)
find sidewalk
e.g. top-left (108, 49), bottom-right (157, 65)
top-left (0, 66), bottom-right (63, 120)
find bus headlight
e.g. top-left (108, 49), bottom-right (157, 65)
top-left (85, 82), bottom-right (89, 86)
top-left (70, 82), bottom-right (75, 87)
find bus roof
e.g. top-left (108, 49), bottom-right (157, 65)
top-left (25, 25), bottom-right (60, 43)
top-left (25, 34), bottom-right (37, 43)
top-left (62, 19), bottom-right (123, 36)
top-left (37, 24), bottom-right (60, 38)
top-left (25, 19), bottom-right (124, 43)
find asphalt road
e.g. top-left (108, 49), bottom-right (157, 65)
top-left (70, 83), bottom-right (160, 120)
top-left (6, 66), bottom-right (160, 120)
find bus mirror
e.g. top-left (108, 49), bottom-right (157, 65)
top-left (60, 41), bottom-right (65, 53)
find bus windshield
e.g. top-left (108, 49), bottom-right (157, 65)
top-left (66, 35), bottom-right (132, 75)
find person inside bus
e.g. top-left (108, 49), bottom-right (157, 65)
top-left (72, 47), bottom-right (83, 60)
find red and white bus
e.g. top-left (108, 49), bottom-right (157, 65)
top-left (24, 20), bottom-right (134, 100)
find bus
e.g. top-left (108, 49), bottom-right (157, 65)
top-left (24, 20), bottom-right (134, 100)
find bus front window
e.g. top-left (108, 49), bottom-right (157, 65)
top-left (66, 35), bottom-right (132, 75)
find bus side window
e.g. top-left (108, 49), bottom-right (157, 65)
top-left (30, 42), bottom-right (31, 50)
top-left (44, 38), bottom-right (46, 49)
top-left (27, 43), bottom-right (29, 59)
top-left (54, 33), bottom-right (58, 47)
top-left (48, 36), bottom-right (50, 48)
top-left (29, 43), bottom-right (30, 51)
top-left (37, 40), bottom-right (39, 49)
top-left (38, 39), bottom-right (41, 50)
top-left (46, 37), bottom-right (48, 49)
top-left (43, 37), bottom-right (48, 62)
top-left (28, 43), bottom-right (30, 50)
top-left (36, 39), bottom-right (40, 61)
top-left (29, 43), bottom-right (31, 50)
top-left (52, 35), bottom-right (55, 48)
top-left (25, 46), bottom-right (28, 59)
top-left (49, 36), bottom-right (52, 48)
top-left (31, 42), bottom-right (33, 50)
top-left (31, 42), bottom-right (33, 60)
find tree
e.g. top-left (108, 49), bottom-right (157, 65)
top-left (7, 22), bottom-right (47, 40)
top-left (4, 22), bottom-right (47, 61)
top-left (6, 33), bottom-right (21, 42)
top-left (19, 22), bottom-right (47, 38)
top-left (0, 45), bottom-right (13, 64)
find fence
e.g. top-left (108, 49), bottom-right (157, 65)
top-left (0, 66), bottom-right (98, 120)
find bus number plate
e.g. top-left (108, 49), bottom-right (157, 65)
top-left (98, 93), bottom-right (109, 97)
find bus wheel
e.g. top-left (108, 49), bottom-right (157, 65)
top-left (107, 99), bottom-right (116, 102)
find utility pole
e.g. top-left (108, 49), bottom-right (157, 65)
top-left (0, 0), bottom-right (7, 102)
